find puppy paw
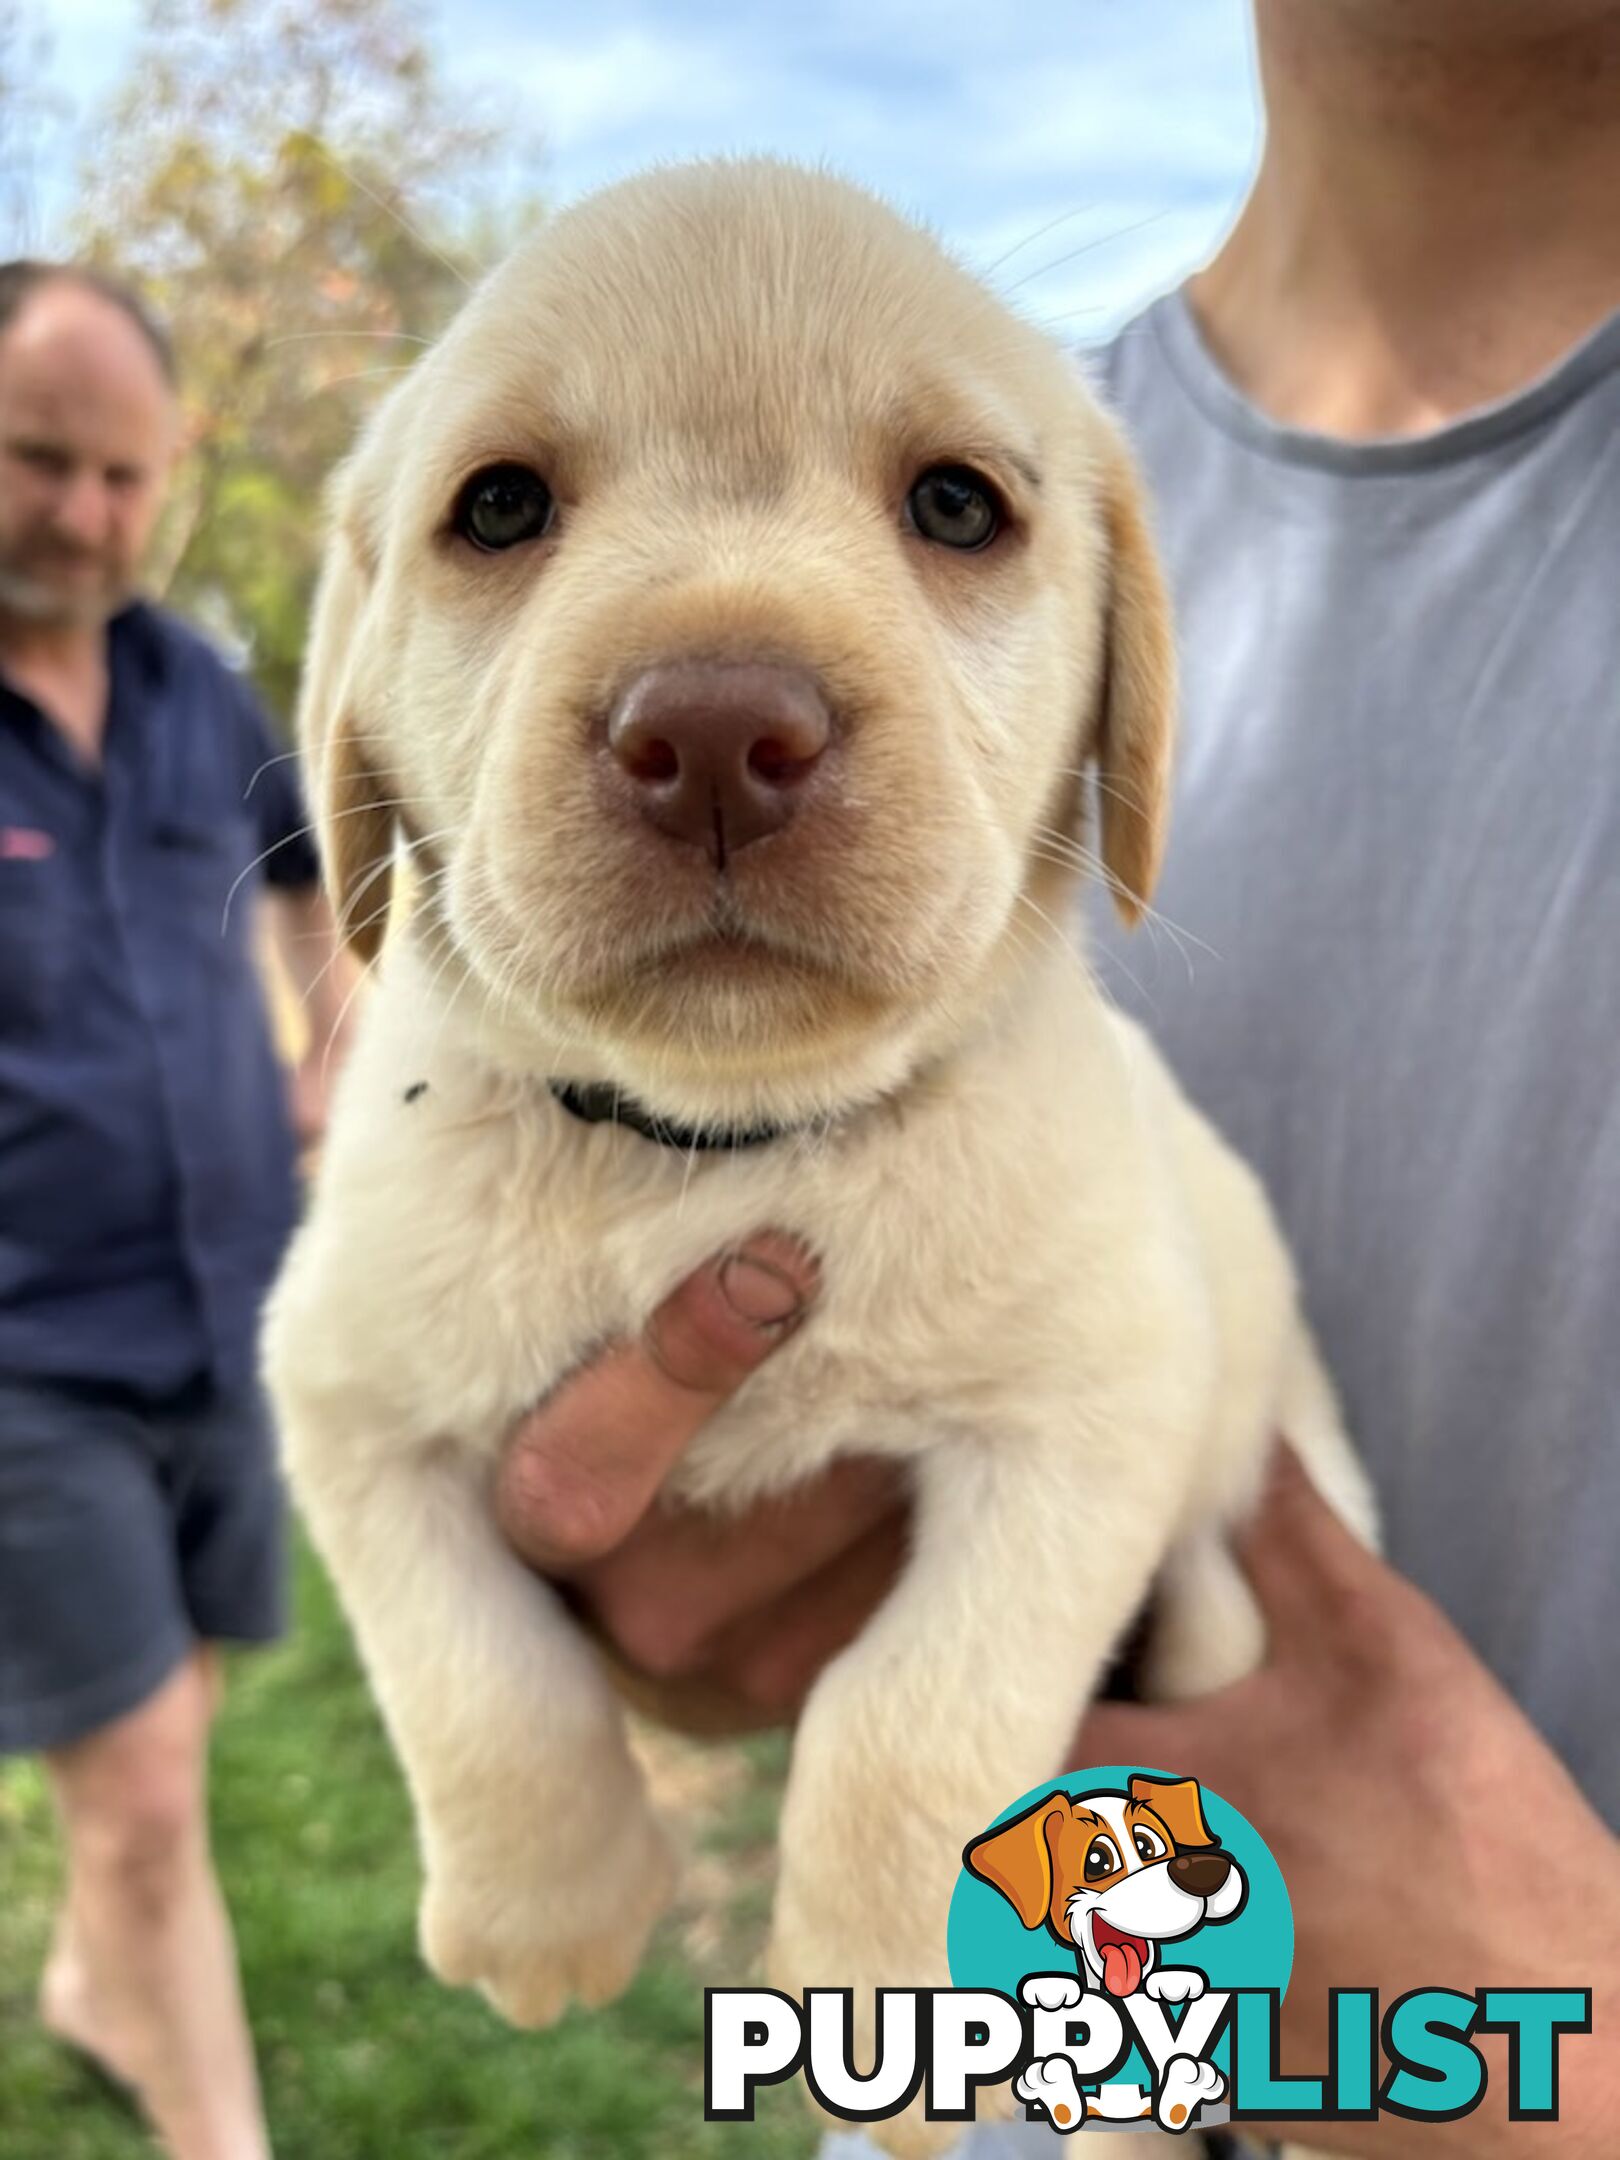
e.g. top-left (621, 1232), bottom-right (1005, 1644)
top-left (1020, 1971), bottom-right (1086, 2013)
top-left (1154, 2053), bottom-right (1224, 2132)
top-left (420, 1808), bottom-right (676, 2027)
top-left (1144, 1966), bottom-right (1206, 2005)
top-left (1015, 2053), bottom-right (1090, 2132)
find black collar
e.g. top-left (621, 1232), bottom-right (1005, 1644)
top-left (547, 1079), bottom-right (794, 1152)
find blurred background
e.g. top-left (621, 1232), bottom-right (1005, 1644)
top-left (0, 5), bottom-right (1259, 2152)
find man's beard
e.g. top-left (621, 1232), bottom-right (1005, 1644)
top-left (0, 556), bottom-right (129, 630)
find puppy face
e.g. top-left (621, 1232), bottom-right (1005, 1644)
top-left (965, 1777), bottom-right (1246, 1999)
top-left (305, 158), bottom-right (1174, 1126)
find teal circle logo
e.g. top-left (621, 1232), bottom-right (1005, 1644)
top-left (947, 1766), bottom-right (1291, 2107)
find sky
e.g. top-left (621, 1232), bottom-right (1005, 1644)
top-left (22, 0), bottom-right (1262, 335)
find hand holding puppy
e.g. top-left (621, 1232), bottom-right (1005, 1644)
top-left (505, 1314), bottom-right (1620, 2160)
top-left (1078, 1449), bottom-right (1620, 2159)
top-left (499, 1231), bottom-right (912, 1727)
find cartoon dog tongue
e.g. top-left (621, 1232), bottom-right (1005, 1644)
top-left (1099, 1936), bottom-right (1144, 1997)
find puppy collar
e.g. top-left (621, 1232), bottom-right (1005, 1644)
top-left (547, 1078), bottom-right (793, 1152)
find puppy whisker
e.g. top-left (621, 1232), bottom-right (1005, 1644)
top-left (997, 210), bottom-right (1174, 301)
top-left (227, 794), bottom-right (470, 935)
top-left (976, 200), bottom-right (1099, 279)
top-left (303, 363), bottom-right (424, 396)
top-left (314, 889), bottom-right (395, 982)
top-left (1028, 824), bottom-right (1216, 976)
top-left (244, 748), bottom-right (305, 799)
top-left (1012, 888), bottom-right (1085, 970)
top-left (319, 944), bottom-right (381, 1090)
top-left (1031, 301), bottom-right (1111, 329)
top-left (265, 329), bottom-right (437, 352)
top-left (1025, 843), bottom-right (1183, 993)
top-left (303, 137), bottom-right (473, 295)
top-left (419, 919), bottom-right (481, 1074)
top-left (296, 833), bottom-right (457, 1012)
top-left (1046, 764), bottom-right (1153, 818)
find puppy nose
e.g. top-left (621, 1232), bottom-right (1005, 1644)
top-left (1168, 1852), bottom-right (1231, 1898)
top-left (607, 661), bottom-right (831, 866)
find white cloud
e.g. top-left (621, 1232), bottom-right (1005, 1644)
top-left (434, 0), bottom-right (1259, 327)
top-left (25, 0), bottom-right (1261, 331)
top-left (457, 22), bottom-right (770, 157)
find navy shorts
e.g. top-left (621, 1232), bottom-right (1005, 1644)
top-left (0, 1370), bottom-right (286, 1754)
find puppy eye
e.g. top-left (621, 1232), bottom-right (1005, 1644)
top-left (453, 463), bottom-right (555, 552)
top-left (1083, 1835), bottom-right (1121, 1881)
top-left (905, 465), bottom-right (1003, 551)
top-left (1133, 1828), bottom-right (1166, 1861)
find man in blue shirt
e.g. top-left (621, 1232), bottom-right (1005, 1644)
top-left (0, 262), bottom-right (354, 2160)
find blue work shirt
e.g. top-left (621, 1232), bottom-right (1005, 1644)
top-left (0, 601), bottom-right (319, 1395)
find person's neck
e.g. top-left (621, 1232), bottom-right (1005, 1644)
top-left (1191, 1), bottom-right (1620, 437)
top-left (0, 608), bottom-right (112, 762)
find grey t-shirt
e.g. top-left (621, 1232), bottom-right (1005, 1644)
top-left (826, 291), bottom-right (1619, 2160)
top-left (1090, 291), bottom-right (1620, 1825)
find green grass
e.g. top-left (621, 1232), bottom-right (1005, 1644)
top-left (0, 1541), bottom-right (817, 2159)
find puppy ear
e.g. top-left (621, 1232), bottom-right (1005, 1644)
top-left (1129, 1774), bottom-right (1216, 1852)
top-left (299, 484), bottom-right (395, 965)
top-left (964, 1793), bottom-right (1067, 1928)
top-left (1091, 434), bottom-right (1176, 926)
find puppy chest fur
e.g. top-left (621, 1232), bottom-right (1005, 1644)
top-left (269, 934), bottom-right (1238, 1501)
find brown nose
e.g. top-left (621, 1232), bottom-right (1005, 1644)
top-left (606, 661), bottom-right (831, 867)
top-left (1167, 1851), bottom-right (1232, 1899)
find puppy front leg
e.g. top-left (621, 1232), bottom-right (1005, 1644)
top-left (770, 1419), bottom-right (1185, 2152)
top-left (1144, 1323), bottom-right (1379, 1702)
top-left (282, 1415), bottom-right (675, 2025)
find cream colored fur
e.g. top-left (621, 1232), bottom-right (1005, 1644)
top-left (263, 158), bottom-right (1376, 2159)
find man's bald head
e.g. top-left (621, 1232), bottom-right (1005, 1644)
top-left (0, 265), bottom-right (179, 632)
top-left (0, 262), bottom-right (176, 388)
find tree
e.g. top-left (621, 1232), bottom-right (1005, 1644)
top-left (72, 0), bottom-right (540, 722)
top-left (0, 0), bottom-right (64, 252)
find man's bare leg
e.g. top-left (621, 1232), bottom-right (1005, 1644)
top-left (39, 1648), bottom-right (272, 2160)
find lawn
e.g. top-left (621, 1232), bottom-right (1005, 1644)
top-left (0, 1538), bottom-right (816, 2160)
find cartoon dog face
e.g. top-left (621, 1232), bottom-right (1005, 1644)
top-left (965, 1774), bottom-right (1246, 1998)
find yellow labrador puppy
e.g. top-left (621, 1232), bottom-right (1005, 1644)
top-left (264, 158), bottom-right (1374, 2152)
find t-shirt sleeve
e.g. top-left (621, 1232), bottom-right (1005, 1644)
top-left (232, 676), bottom-right (322, 891)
